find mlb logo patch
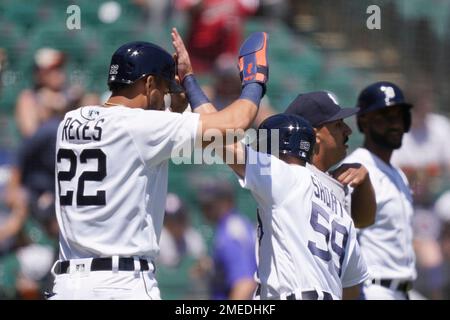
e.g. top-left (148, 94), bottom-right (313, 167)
top-left (89, 110), bottom-right (100, 118)
top-left (76, 264), bottom-right (85, 272)
top-left (300, 140), bottom-right (310, 151)
top-left (109, 64), bottom-right (119, 75)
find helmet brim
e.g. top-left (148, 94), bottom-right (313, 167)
top-left (317, 107), bottom-right (360, 126)
top-left (358, 102), bottom-right (413, 116)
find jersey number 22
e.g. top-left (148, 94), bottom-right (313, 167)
top-left (57, 148), bottom-right (106, 206)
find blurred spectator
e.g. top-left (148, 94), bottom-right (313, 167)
top-left (2, 84), bottom-right (94, 299)
top-left (392, 87), bottom-right (450, 206)
top-left (174, 0), bottom-right (260, 73)
top-left (0, 183), bottom-right (27, 246)
top-left (391, 85), bottom-right (450, 299)
top-left (14, 48), bottom-right (82, 138)
top-left (15, 243), bottom-right (54, 299)
top-left (0, 163), bottom-right (55, 300)
top-left (7, 87), bottom-right (67, 238)
top-left (0, 220), bottom-right (56, 299)
top-left (441, 223), bottom-right (450, 299)
top-left (159, 193), bottom-right (208, 268)
top-left (434, 191), bottom-right (450, 299)
top-left (203, 55), bottom-right (275, 127)
top-left (132, 0), bottom-right (173, 33)
top-left (259, 0), bottom-right (288, 20)
top-left (412, 207), bottom-right (445, 299)
top-left (198, 179), bottom-right (257, 300)
top-left (435, 191), bottom-right (450, 225)
top-left (1, 85), bottom-right (65, 299)
top-left (157, 192), bottom-right (210, 299)
top-left (0, 166), bottom-right (27, 251)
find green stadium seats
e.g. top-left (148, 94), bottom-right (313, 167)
top-left (0, 21), bottom-right (27, 68)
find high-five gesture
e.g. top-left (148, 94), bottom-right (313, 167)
top-left (171, 28), bottom-right (193, 82)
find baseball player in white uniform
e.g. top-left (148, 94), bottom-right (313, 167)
top-left (227, 114), bottom-right (368, 300)
top-left (48, 29), bottom-right (270, 299)
top-left (343, 81), bottom-right (416, 299)
top-left (170, 34), bottom-right (368, 300)
top-left (285, 92), bottom-right (376, 229)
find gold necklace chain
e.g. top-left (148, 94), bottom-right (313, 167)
top-left (104, 101), bottom-right (119, 106)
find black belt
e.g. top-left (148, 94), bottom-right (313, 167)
top-left (371, 279), bottom-right (413, 292)
top-left (286, 291), bottom-right (333, 300)
top-left (255, 283), bottom-right (333, 300)
top-left (55, 257), bottom-right (150, 274)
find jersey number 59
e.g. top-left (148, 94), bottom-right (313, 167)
top-left (57, 148), bottom-right (107, 206)
top-left (307, 202), bottom-right (349, 276)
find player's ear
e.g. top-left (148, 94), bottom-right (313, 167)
top-left (357, 115), bottom-right (368, 133)
top-left (313, 127), bottom-right (321, 144)
top-left (313, 127), bottom-right (321, 155)
top-left (145, 75), bottom-right (155, 94)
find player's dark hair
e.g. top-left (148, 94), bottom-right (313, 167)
top-left (108, 82), bottom-right (131, 93)
top-left (108, 75), bottom-right (167, 95)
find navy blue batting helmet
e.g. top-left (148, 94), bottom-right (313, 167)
top-left (257, 114), bottom-right (315, 162)
top-left (107, 41), bottom-right (183, 93)
top-left (356, 81), bottom-right (413, 132)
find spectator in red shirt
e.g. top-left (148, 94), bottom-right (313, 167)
top-left (175, 0), bottom-right (259, 73)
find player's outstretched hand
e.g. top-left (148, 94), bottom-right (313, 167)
top-left (171, 27), bottom-right (193, 82)
top-left (331, 163), bottom-right (370, 188)
top-left (238, 32), bottom-right (269, 94)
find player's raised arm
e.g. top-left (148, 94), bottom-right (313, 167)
top-left (171, 28), bottom-right (269, 136)
top-left (225, 141), bottom-right (247, 179)
top-left (171, 28), bottom-right (216, 114)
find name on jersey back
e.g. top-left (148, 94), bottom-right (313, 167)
top-left (311, 174), bottom-right (345, 218)
top-left (61, 117), bottom-right (105, 142)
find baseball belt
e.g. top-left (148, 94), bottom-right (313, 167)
top-left (255, 284), bottom-right (334, 300)
top-left (286, 290), bottom-right (333, 300)
top-left (54, 257), bottom-right (151, 274)
top-left (371, 279), bottom-right (413, 292)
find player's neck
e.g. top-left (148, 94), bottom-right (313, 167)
top-left (363, 140), bottom-right (393, 165)
top-left (312, 159), bottom-right (328, 172)
top-left (311, 153), bottom-right (335, 172)
top-left (105, 95), bottom-right (145, 109)
top-left (280, 154), bottom-right (305, 166)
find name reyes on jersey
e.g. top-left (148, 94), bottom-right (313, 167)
top-left (61, 117), bottom-right (105, 142)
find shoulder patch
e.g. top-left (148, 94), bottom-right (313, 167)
top-left (80, 107), bottom-right (101, 121)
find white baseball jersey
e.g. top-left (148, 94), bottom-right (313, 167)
top-left (55, 105), bottom-right (199, 260)
top-left (306, 163), bottom-right (351, 214)
top-left (343, 148), bottom-right (416, 281)
top-left (240, 146), bottom-right (368, 300)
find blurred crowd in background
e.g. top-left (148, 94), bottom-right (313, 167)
top-left (0, 0), bottom-right (449, 299)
